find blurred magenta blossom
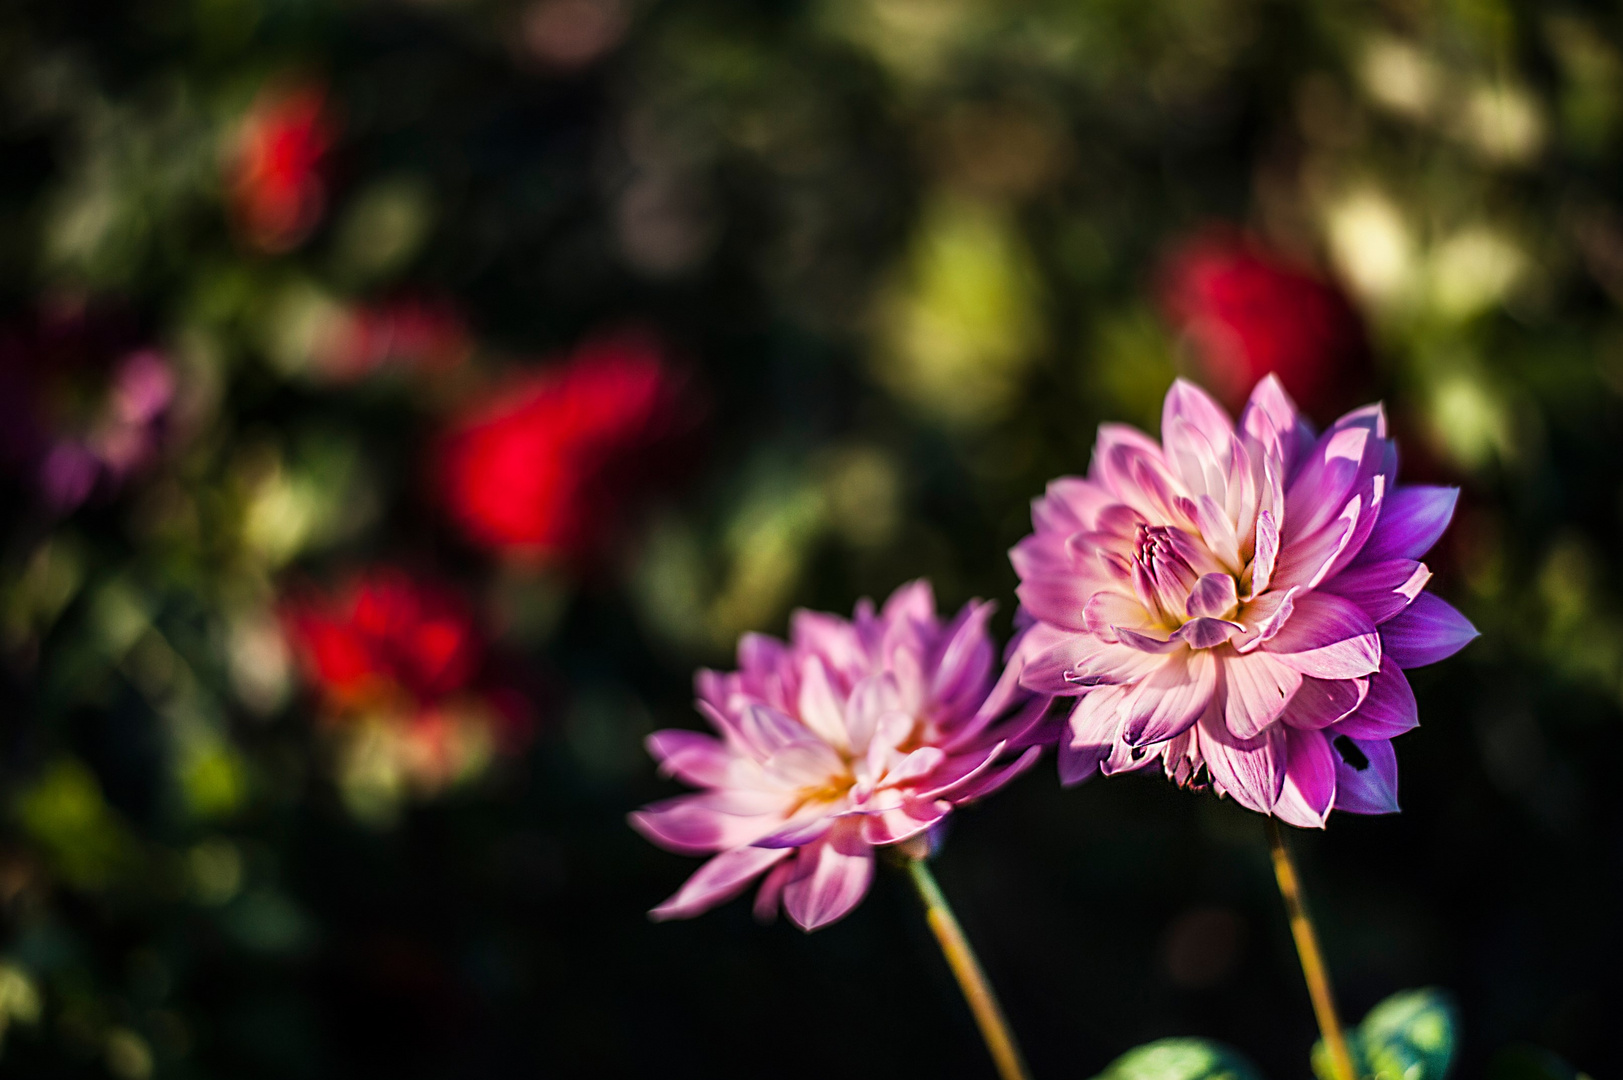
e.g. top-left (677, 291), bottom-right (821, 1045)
top-left (228, 81), bottom-right (337, 253)
top-left (40, 348), bottom-right (174, 512)
top-left (436, 331), bottom-right (688, 566)
top-left (631, 581), bottom-right (1050, 930)
top-left (1161, 231), bottom-right (1369, 418)
top-left (0, 315), bottom-right (176, 513)
top-left (1012, 377), bottom-right (1477, 825)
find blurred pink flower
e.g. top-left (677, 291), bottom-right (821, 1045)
top-left (0, 319), bottom-right (176, 513)
top-left (631, 581), bottom-right (1049, 930)
top-left (1011, 377), bottom-right (1477, 825)
top-left (1161, 231), bottom-right (1369, 419)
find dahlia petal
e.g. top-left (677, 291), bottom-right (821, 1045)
top-left (1115, 625), bottom-right (1185, 653)
top-left (781, 828), bottom-right (875, 931)
top-left (1280, 675), bottom-right (1367, 729)
top-left (1033, 477), bottom-right (1116, 535)
top-left (629, 793), bottom-right (786, 854)
top-left (1163, 379), bottom-right (1236, 455)
top-left (763, 741), bottom-right (847, 788)
top-left (1016, 574), bottom-right (1097, 632)
top-left (1332, 736), bottom-right (1399, 814)
top-left (737, 703), bottom-right (816, 758)
top-left (797, 657), bottom-right (850, 751)
top-left (1122, 649), bottom-right (1217, 746)
top-left (1164, 398), bottom-right (1235, 502)
top-left (931, 601), bottom-right (996, 708)
top-left (1020, 634), bottom-right (1159, 693)
top-left (1357, 485), bottom-right (1459, 563)
top-left (1173, 616), bottom-right (1243, 650)
top-left (1187, 572), bottom-right (1240, 619)
top-left (1271, 510), bottom-right (1356, 592)
top-left (752, 814), bottom-right (837, 849)
top-left (861, 798), bottom-right (949, 846)
top-left (1332, 659), bottom-right (1417, 740)
top-left (1085, 591), bottom-right (1154, 638)
top-left (752, 860), bottom-right (794, 922)
top-left (948, 745), bottom-right (1041, 801)
top-left (1199, 709), bottom-right (1287, 813)
top-left (880, 578), bottom-right (935, 626)
top-left (1222, 651), bottom-right (1304, 740)
top-left (1380, 593), bottom-right (1478, 667)
top-left (1239, 374), bottom-right (1313, 474)
top-left (1060, 687), bottom-right (1125, 785)
top-left (789, 611), bottom-right (866, 687)
top-left (884, 746), bottom-right (947, 787)
top-left (1233, 586), bottom-right (1298, 653)
top-left (1265, 592), bottom-right (1381, 680)
top-left (843, 674), bottom-right (901, 755)
top-left (1194, 493), bottom-right (1239, 568)
top-left (1272, 727), bottom-right (1337, 828)
top-left (1250, 510), bottom-right (1279, 597)
top-left (916, 742), bottom-right (1004, 798)
top-left (650, 845), bottom-right (791, 922)
top-left (647, 729), bottom-right (734, 787)
top-left (1321, 559), bottom-right (1432, 626)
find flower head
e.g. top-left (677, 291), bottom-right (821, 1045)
top-left (1012, 377), bottom-right (1477, 825)
top-left (631, 581), bottom-right (1048, 930)
top-left (436, 332), bottom-right (686, 564)
top-left (228, 82), bottom-right (337, 253)
top-left (1162, 232), bottom-right (1368, 417)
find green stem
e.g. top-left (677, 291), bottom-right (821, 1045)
top-left (905, 856), bottom-right (1033, 1080)
top-left (1266, 818), bottom-right (1359, 1080)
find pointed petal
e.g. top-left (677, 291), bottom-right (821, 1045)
top-left (1380, 593), bottom-right (1478, 668)
top-left (1357, 485), bottom-right (1459, 563)
top-left (781, 828), bottom-right (875, 931)
top-left (1272, 727), bottom-right (1337, 828)
top-left (647, 729), bottom-right (735, 787)
top-left (649, 845), bottom-right (790, 921)
top-left (1332, 736), bottom-right (1399, 814)
top-left (1332, 659), bottom-right (1417, 739)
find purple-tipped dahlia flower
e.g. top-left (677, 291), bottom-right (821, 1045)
top-left (1012, 376), bottom-right (1476, 826)
top-left (631, 581), bottom-right (1048, 930)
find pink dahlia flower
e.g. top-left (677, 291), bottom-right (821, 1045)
top-left (631, 581), bottom-right (1049, 930)
top-left (1012, 376), bottom-right (1477, 826)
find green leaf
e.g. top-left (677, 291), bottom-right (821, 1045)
top-left (1093, 1038), bottom-right (1266, 1080)
top-left (1313, 988), bottom-right (1460, 1080)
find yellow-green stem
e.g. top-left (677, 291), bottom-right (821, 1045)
top-left (905, 857), bottom-right (1033, 1080)
top-left (1266, 818), bottom-right (1359, 1080)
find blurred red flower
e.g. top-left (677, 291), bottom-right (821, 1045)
top-left (228, 82), bottom-right (337, 253)
top-left (314, 296), bottom-right (473, 382)
top-left (284, 570), bottom-right (483, 714)
top-left (282, 569), bottom-right (536, 799)
top-left (1160, 231), bottom-right (1369, 418)
top-left (436, 332), bottom-right (686, 564)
